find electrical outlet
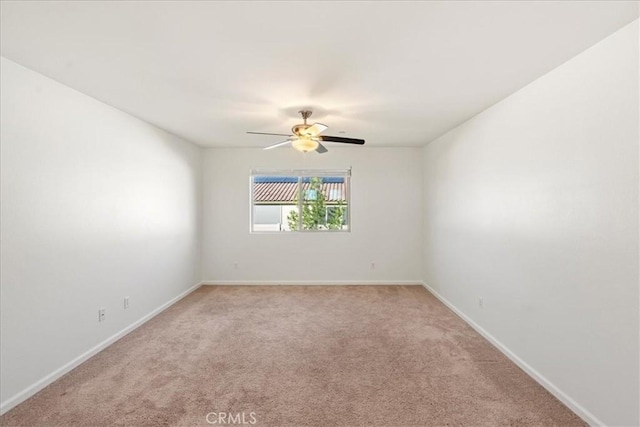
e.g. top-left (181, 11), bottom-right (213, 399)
top-left (233, 263), bottom-right (238, 270)
top-left (371, 262), bottom-right (376, 269)
top-left (124, 296), bottom-right (130, 309)
top-left (98, 308), bottom-right (106, 322)
top-left (478, 297), bottom-right (484, 309)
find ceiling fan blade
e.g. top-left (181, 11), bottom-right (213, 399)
top-left (304, 123), bottom-right (328, 136)
top-left (263, 140), bottom-right (292, 150)
top-left (247, 131), bottom-right (293, 137)
top-left (319, 135), bottom-right (365, 145)
top-left (315, 142), bottom-right (328, 154)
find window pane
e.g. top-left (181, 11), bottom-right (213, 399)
top-left (252, 176), bottom-right (299, 231)
top-left (300, 176), bottom-right (348, 231)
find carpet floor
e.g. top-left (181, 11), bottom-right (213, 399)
top-left (0, 285), bottom-right (584, 427)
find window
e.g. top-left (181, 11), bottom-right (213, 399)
top-left (251, 169), bottom-right (351, 232)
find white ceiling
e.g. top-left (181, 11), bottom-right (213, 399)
top-left (1, 1), bottom-right (638, 148)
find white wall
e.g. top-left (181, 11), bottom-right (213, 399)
top-left (0, 58), bottom-right (202, 411)
top-left (422, 21), bottom-right (638, 426)
top-left (202, 147), bottom-right (422, 284)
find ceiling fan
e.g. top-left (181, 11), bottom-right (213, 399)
top-left (247, 110), bottom-right (365, 153)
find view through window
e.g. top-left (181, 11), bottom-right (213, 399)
top-left (251, 169), bottom-right (350, 232)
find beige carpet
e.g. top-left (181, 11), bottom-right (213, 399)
top-left (0, 285), bottom-right (584, 426)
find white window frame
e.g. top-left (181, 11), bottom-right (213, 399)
top-left (250, 169), bottom-right (351, 233)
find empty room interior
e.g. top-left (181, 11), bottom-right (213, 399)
top-left (1, 1), bottom-right (639, 426)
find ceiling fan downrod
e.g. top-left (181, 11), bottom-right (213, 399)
top-left (298, 110), bottom-right (312, 125)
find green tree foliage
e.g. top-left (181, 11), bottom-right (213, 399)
top-left (327, 201), bottom-right (345, 230)
top-left (286, 177), bottom-right (344, 231)
top-left (287, 209), bottom-right (299, 231)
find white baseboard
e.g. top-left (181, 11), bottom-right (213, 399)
top-left (0, 282), bottom-right (203, 415)
top-left (420, 282), bottom-right (602, 427)
top-left (202, 280), bottom-right (424, 286)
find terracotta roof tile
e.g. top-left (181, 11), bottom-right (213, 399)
top-left (254, 182), bottom-right (347, 204)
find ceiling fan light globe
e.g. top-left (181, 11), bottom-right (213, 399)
top-left (292, 138), bottom-right (319, 153)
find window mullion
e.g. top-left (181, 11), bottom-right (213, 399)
top-left (297, 176), bottom-right (303, 231)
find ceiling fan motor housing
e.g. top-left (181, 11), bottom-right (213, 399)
top-left (291, 124), bottom-right (312, 137)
